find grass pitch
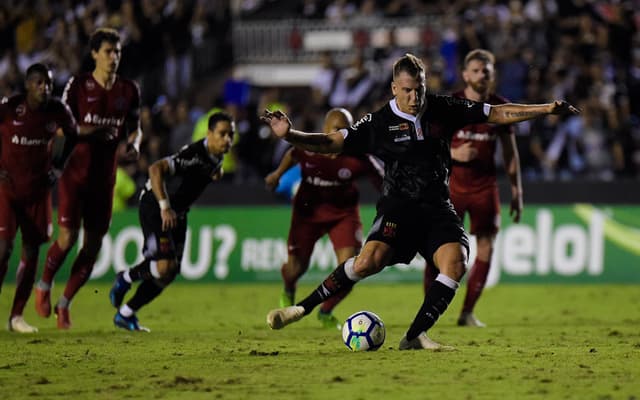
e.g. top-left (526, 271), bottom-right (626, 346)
top-left (0, 282), bottom-right (638, 400)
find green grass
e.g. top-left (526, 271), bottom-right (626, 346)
top-left (1, 282), bottom-right (639, 399)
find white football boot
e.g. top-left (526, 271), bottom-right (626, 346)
top-left (457, 312), bottom-right (487, 327)
top-left (266, 306), bottom-right (305, 329)
top-left (8, 316), bottom-right (39, 333)
top-left (398, 332), bottom-right (454, 350)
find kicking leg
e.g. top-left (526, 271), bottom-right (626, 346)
top-left (267, 241), bottom-right (391, 329)
top-left (400, 242), bottom-right (466, 350)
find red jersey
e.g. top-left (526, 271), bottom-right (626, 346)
top-left (449, 91), bottom-right (513, 193)
top-left (0, 95), bottom-right (77, 199)
top-left (61, 73), bottom-right (140, 184)
top-left (292, 149), bottom-right (383, 222)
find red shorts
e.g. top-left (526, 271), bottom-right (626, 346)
top-left (0, 188), bottom-right (52, 245)
top-left (287, 210), bottom-right (363, 265)
top-left (450, 185), bottom-right (500, 235)
top-left (57, 173), bottom-right (115, 235)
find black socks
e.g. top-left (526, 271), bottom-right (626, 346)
top-left (298, 262), bottom-right (356, 315)
top-left (406, 280), bottom-right (456, 340)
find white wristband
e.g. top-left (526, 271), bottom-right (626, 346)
top-left (158, 199), bottom-right (170, 210)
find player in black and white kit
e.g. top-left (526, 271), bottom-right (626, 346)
top-left (262, 54), bottom-right (579, 349)
top-left (109, 112), bottom-right (234, 331)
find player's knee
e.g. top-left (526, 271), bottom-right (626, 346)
top-left (352, 256), bottom-right (384, 277)
top-left (57, 229), bottom-right (79, 251)
top-left (440, 260), bottom-right (466, 281)
top-left (160, 261), bottom-right (179, 285)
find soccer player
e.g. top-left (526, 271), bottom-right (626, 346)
top-left (423, 49), bottom-right (522, 328)
top-left (34, 28), bottom-right (142, 329)
top-left (0, 63), bottom-right (77, 333)
top-left (261, 53), bottom-right (579, 350)
top-left (264, 108), bottom-right (383, 330)
top-left (108, 112), bottom-right (234, 331)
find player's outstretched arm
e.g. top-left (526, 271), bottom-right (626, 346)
top-left (260, 109), bottom-right (344, 154)
top-left (488, 100), bottom-right (580, 125)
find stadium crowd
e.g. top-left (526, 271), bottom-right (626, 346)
top-left (0, 0), bottom-right (638, 208)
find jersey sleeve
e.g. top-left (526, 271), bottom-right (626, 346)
top-left (342, 113), bottom-right (377, 155)
top-left (165, 143), bottom-right (194, 176)
top-left (430, 94), bottom-right (488, 130)
top-left (165, 141), bottom-right (219, 177)
top-left (57, 101), bottom-right (79, 139)
top-left (61, 76), bottom-right (80, 119)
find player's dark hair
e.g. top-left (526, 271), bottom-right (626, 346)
top-left (464, 49), bottom-right (495, 68)
top-left (25, 63), bottom-right (53, 83)
top-left (208, 112), bottom-right (234, 130)
top-left (89, 27), bottom-right (120, 52)
top-left (393, 53), bottom-right (425, 79)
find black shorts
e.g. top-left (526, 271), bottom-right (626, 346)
top-left (366, 196), bottom-right (469, 265)
top-left (139, 192), bottom-right (187, 263)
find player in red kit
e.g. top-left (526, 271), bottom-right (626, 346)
top-left (34, 28), bottom-right (142, 329)
top-left (423, 49), bottom-right (523, 327)
top-left (265, 108), bottom-right (383, 329)
top-left (0, 63), bottom-right (77, 333)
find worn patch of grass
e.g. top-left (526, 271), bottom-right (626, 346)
top-left (0, 283), bottom-right (638, 399)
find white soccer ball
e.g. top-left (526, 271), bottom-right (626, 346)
top-left (342, 311), bottom-right (386, 351)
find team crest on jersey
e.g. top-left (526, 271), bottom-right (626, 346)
top-left (337, 168), bottom-right (352, 179)
top-left (16, 104), bottom-right (25, 116)
top-left (383, 222), bottom-right (397, 238)
top-left (85, 80), bottom-right (95, 90)
top-left (46, 121), bottom-right (57, 133)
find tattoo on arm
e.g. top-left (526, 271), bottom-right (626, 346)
top-left (504, 111), bottom-right (544, 118)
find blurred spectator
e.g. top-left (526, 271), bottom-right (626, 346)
top-left (1, 0), bottom-right (639, 192)
top-left (163, 0), bottom-right (193, 100)
top-left (113, 165), bottom-right (137, 212)
top-left (311, 51), bottom-right (340, 109)
top-left (329, 51), bottom-right (375, 110)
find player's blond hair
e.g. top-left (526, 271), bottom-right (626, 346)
top-left (392, 53), bottom-right (425, 79)
top-left (463, 49), bottom-right (495, 68)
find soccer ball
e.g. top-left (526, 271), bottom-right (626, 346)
top-left (342, 311), bottom-right (386, 351)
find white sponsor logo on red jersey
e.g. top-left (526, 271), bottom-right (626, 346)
top-left (455, 130), bottom-right (494, 141)
top-left (11, 135), bottom-right (49, 146)
top-left (83, 112), bottom-right (124, 127)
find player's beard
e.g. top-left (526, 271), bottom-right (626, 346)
top-left (469, 79), bottom-right (494, 97)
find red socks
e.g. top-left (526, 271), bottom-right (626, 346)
top-left (11, 257), bottom-right (38, 317)
top-left (462, 259), bottom-right (491, 313)
top-left (41, 242), bottom-right (71, 285)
